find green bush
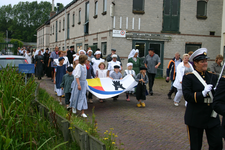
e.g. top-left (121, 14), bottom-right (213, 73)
top-left (0, 66), bottom-right (79, 149)
top-left (38, 89), bottom-right (125, 150)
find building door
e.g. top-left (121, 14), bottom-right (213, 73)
top-left (133, 41), bottom-right (147, 67)
top-left (132, 40), bottom-right (164, 77)
top-left (162, 0), bottom-right (180, 33)
top-left (149, 42), bottom-right (164, 77)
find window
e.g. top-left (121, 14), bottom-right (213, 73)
top-left (63, 19), bottom-right (65, 30)
top-left (67, 13), bottom-right (70, 39)
top-left (101, 42), bottom-right (107, 55)
top-left (72, 14), bottom-right (75, 27)
top-left (85, 2), bottom-right (89, 22)
top-left (133, 0), bottom-right (145, 14)
top-left (185, 44), bottom-right (201, 53)
top-left (59, 21), bottom-right (61, 32)
top-left (95, 1), bottom-right (98, 16)
top-left (53, 25), bottom-right (54, 35)
top-left (76, 43), bottom-right (82, 52)
top-left (210, 31), bottom-right (215, 36)
top-left (78, 10), bottom-right (81, 24)
top-left (102, 0), bottom-right (107, 14)
top-left (197, 1), bottom-right (207, 19)
top-left (55, 21), bottom-right (57, 42)
top-left (84, 44), bottom-right (88, 51)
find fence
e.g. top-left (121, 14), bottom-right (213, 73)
top-left (33, 83), bottom-right (106, 150)
top-left (0, 43), bottom-right (17, 55)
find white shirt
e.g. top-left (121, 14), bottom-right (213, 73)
top-left (175, 59), bottom-right (182, 73)
top-left (54, 57), bottom-right (69, 66)
top-left (92, 58), bottom-right (105, 74)
top-left (96, 69), bottom-right (108, 78)
top-left (25, 53), bottom-right (32, 64)
top-left (73, 64), bottom-right (86, 78)
top-left (173, 62), bottom-right (194, 89)
top-left (107, 60), bottom-right (121, 75)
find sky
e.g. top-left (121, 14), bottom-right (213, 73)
top-left (0, 0), bottom-right (72, 7)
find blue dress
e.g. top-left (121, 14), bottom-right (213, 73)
top-left (55, 65), bottom-right (66, 96)
top-left (56, 65), bottom-right (66, 89)
top-left (70, 64), bottom-right (88, 111)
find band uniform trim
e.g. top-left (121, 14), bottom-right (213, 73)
top-left (187, 125), bottom-right (191, 145)
top-left (194, 92), bottom-right (197, 103)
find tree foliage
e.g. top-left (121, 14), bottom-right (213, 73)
top-left (0, 32), bottom-right (5, 43)
top-left (0, 1), bottom-right (64, 42)
top-left (10, 39), bottom-right (23, 47)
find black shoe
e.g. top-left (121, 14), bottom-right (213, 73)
top-left (167, 94), bottom-right (171, 99)
top-left (113, 98), bottom-right (117, 101)
top-left (150, 91), bottom-right (153, 96)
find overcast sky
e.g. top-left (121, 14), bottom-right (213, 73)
top-left (0, 0), bottom-right (72, 7)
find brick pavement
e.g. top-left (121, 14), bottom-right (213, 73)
top-left (39, 76), bottom-right (225, 150)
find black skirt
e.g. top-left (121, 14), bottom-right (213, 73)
top-left (136, 82), bottom-right (146, 100)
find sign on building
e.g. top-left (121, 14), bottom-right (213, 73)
top-left (112, 30), bottom-right (126, 38)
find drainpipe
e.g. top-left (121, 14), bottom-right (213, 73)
top-left (64, 9), bottom-right (67, 50)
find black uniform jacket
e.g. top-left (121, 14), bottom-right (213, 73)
top-left (67, 50), bottom-right (75, 64)
top-left (182, 70), bottom-right (220, 128)
top-left (213, 77), bottom-right (225, 135)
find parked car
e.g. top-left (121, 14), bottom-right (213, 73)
top-left (0, 55), bottom-right (28, 70)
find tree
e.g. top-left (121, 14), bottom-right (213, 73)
top-left (0, 32), bottom-right (5, 43)
top-left (0, 1), bottom-right (64, 42)
top-left (10, 39), bottom-right (23, 47)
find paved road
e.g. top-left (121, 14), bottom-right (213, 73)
top-left (39, 76), bottom-right (224, 150)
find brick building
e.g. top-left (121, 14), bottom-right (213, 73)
top-left (37, 0), bottom-right (223, 77)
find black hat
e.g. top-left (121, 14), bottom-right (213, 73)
top-left (114, 65), bottom-right (120, 69)
top-left (140, 66), bottom-right (147, 70)
top-left (148, 48), bottom-right (155, 52)
top-left (111, 48), bottom-right (116, 51)
top-left (96, 48), bottom-right (100, 51)
top-left (67, 66), bottom-right (73, 72)
top-left (70, 46), bottom-right (74, 48)
top-left (46, 48), bottom-right (49, 50)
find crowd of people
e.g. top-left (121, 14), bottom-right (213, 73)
top-left (16, 46), bottom-right (225, 149)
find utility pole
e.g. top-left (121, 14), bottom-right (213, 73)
top-left (6, 30), bottom-right (8, 43)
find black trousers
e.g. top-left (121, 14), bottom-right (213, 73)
top-left (187, 125), bottom-right (223, 150)
top-left (65, 93), bottom-right (71, 105)
top-left (136, 82), bottom-right (146, 100)
top-left (88, 92), bottom-right (93, 99)
top-left (147, 73), bottom-right (156, 92)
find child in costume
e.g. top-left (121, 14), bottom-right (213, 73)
top-left (60, 66), bottom-right (74, 110)
top-left (54, 57), bottom-right (67, 105)
top-left (96, 62), bottom-right (108, 103)
top-left (124, 63), bottom-right (136, 101)
top-left (135, 66), bottom-right (148, 108)
top-left (110, 65), bottom-right (123, 101)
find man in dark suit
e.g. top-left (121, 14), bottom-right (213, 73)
top-left (67, 46), bottom-right (75, 65)
top-left (182, 48), bottom-right (222, 150)
top-left (213, 77), bottom-right (225, 139)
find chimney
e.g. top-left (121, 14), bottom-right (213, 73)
top-left (52, 0), bottom-right (54, 11)
top-left (50, 0), bottom-right (56, 17)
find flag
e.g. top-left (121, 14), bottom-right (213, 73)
top-left (86, 74), bottom-right (138, 99)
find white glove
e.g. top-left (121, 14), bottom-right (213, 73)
top-left (202, 84), bottom-right (213, 97)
